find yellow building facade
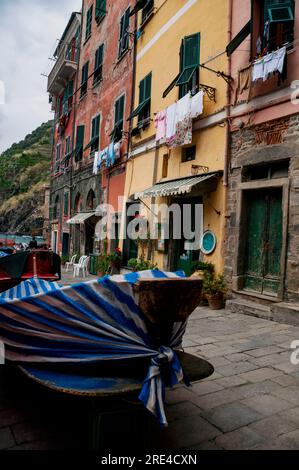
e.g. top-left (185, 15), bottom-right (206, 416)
top-left (121, 0), bottom-right (229, 275)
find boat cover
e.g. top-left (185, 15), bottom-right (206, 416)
top-left (0, 270), bottom-right (187, 426)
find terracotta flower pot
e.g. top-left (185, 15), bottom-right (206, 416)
top-left (206, 293), bottom-right (224, 310)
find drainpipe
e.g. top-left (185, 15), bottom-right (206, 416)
top-left (224, 0), bottom-right (233, 187)
top-left (219, 0), bottom-right (233, 274)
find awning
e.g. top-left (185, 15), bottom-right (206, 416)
top-left (134, 173), bottom-right (220, 199)
top-left (67, 212), bottom-right (96, 225)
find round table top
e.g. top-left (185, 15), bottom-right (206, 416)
top-left (19, 352), bottom-right (214, 397)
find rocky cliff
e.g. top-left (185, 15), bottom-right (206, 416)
top-left (0, 121), bottom-right (53, 236)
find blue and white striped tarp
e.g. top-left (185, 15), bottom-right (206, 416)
top-left (0, 270), bottom-right (188, 426)
top-left (0, 278), bottom-right (60, 301)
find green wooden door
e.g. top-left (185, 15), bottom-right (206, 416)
top-left (244, 189), bottom-right (282, 296)
top-left (174, 198), bottom-right (201, 276)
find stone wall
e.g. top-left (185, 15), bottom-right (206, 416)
top-left (225, 114), bottom-right (299, 303)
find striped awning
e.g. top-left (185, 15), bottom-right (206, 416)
top-left (67, 212), bottom-right (95, 225)
top-left (134, 173), bottom-right (219, 199)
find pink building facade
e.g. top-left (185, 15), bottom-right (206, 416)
top-left (225, 0), bottom-right (299, 320)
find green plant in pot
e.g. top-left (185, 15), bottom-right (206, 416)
top-left (128, 256), bottom-right (158, 272)
top-left (203, 272), bottom-right (226, 310)
top-left (96, 254), bottom-right (110, 277)
top-left (108, 248), bottom-right (122, 274)
top-left (192, 261), bottom-right (215, 280)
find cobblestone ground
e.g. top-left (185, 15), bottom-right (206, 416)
top-left (2, 302), bottom-right (299, 450)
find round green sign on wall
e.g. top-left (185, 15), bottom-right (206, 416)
top-left (200, 230), bottom-right (217, 255)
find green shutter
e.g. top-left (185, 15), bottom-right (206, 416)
top-left (144, 73), bottom-right (152, 100)
top-left (75, 125), bottom-right (85, 160)
top-left (92, 115), bottom-right (100, 138)
top-left (174, 33), bottom-right (200, 91)
top-left (183, 33), bottom-right (200, 68)
top-left (86, 5), bottom-right (93, 39)
top-left (64, 192), bottom-right (69, 216)
top-left (119, 8), bottom-right (130, 56)
top-left (95, 44), bottom-right (103, 70)
top-left (130, 73), bottom-right (151, 119)
top-left (265, 0), bottom-right (294, 22)
top-left (226, 20), bottom-right (251, 56)
top-left (82, 62), bottom-right (89, 84)
top-left (96, 0), bottom-right (106, 20)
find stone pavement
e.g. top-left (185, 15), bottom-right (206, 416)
top-left (1, 305), bottom-right (299, 450)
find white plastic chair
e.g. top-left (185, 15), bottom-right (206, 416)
top-left (65, 254), bottom-right (77, 272)
top-left (73, 256), bottom-right (89, 278)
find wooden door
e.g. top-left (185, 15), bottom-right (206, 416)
top-left (244, 188), bottom-right (283, 296)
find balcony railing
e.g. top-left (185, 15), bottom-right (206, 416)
top-left (47, 44), bottom-right (79, 96)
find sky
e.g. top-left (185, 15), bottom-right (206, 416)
top-left (0, 0), bottom-right (81, 153)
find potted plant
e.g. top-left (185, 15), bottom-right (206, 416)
top-left (128, 256), bottom-right (158, 272)
top-left (203, 272), bottom-right (226, 310)
top-left (108, 248), bottom-right (122, 274)
top-left (96, 254), bottom-right (110, 277)
top-left (192, 261), bottom-right (215, 280)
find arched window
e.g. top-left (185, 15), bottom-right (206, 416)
top-left (86, 189), bottom-right (96, 211)
top-left (53, 195), bottom-right (60, 219)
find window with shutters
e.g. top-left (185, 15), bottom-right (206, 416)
top-left (142, 0), bottom-right (154, 24)
top-left (80, 62), bottom-right (89, 98)
top-left (94, 44), bottom-right (104, 85)
top-left (75, 125), bottom-right (85, 161)
top-left (55, 144), bottom-right (61, 174)
top-left (89, 115), bottom-right (100, 155)
top-left (162, 33), bottom-right (200, 99)
top-left (130, 73), bottom-right (152, 125)
top-left (64, 136), bottom-right (71, 169)
top-left (65, 136), bottom-right (71, 157)
top-left (85, 5), bottom-right (93, 41)
top-left (64, 192), bottom-right (69, 217)
top-left (95, 0), bottom-right (106, 22)
top-left (118, 8), bottom-right (131, 58)
top-left (62, 80), bottom-right (74, 115)
top-left (112, 95), bottom-right (125, 143)
top-left (178, 33), bottom-right (200, 98)
top-left (252, 0), bottom-right (295, 56)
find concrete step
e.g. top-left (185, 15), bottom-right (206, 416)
top-left (226, 298), bottom-right (299, 327)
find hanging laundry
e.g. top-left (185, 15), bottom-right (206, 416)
top-left (170, 115), bottom-right (192, 148)
top-left (175, 92), bottom-right (191, 123)
top-left (98, 147), bottom-right (108, 170)
top-left (256, 36), bottom-right (262, 56)
top-left (166, 102), bottom-right (177, 145)
top-left (190, 90), bottom-right (204, 119)
top-left (114, 141), bottom-right (121, 160)
top-left (252, 57), bottom-right (264, 82)
top-left (234, 64), bottom-right (252, 104)
top-left (107, 142), bottom-right (116, 167)
top-left (93, 151), bottom-right (100, 175)
top-left (263, 21), bottom-right (270, 45)
top-left (154, 110), bottom-right (167, 141)
top-left (265, 46), bottom-right (286, 79)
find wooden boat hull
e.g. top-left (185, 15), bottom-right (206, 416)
top-left (0, 250), bottom-right (61, 293)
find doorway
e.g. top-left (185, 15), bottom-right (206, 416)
top-left (62, 233), bottom-right (70, 257)
top-left (243, 188), bottom-right (283, 296)
top-left (173, 197), bottom-right (202, 276)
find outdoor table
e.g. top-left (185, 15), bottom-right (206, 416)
top-left (19, 352), bottom-right (214, 450)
